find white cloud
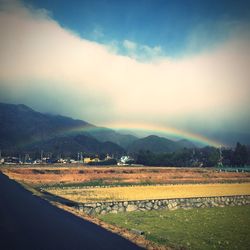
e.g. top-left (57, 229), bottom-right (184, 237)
top-left (140, 44), bottom-right (162, 59)
top-left (0, 0), bottom-right (249, 134)
top-left (122, 39), bottom-right (162, 60)
top-left (123, 39), bottom-right (137, 51)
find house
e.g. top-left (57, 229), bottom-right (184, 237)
top-left (83, 157), bottom-right (91, 164)
top-left (118, 155), bottom-right (134, 165)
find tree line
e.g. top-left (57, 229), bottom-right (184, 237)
top-left (134, 143), bottom-right (250, 167)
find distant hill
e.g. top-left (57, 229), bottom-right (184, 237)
top-left (87, 128), bottom-right (137, 148)
top-left (0, 103), bottom-right (92, 149)
top-left (127, 135), bottom-right (195, 153)
top-left (0, 103), bottom-right (195, 156)
top-left (25, 135), bottom-right (125, 156)
top-left (0, 103), bottom-right (128, 155)
top-left (176, 139), bottom-right (196, 149)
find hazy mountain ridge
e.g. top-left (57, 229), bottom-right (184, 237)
top-left (0, 103), bottom-right (133, 155)
top-left (87, 128), bottom-right (138, 148)
top-left (127, 135), bottom-right (195, 153)
top-left (25, 135), bottom-right (125, 156)
top-left (0, 103), bottom-right (196, 155)
top-left (176, 139), bottom-right (196, 149)
top-left (0, 103), bottom-right (92, 148)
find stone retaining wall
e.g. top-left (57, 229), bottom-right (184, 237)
top-left (75, 195), bottom-right (250, 215)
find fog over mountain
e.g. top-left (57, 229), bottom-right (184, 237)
top-left (0, 0), bottom-right (249, 147)
top-left (0, 103), bottom-right (199, 156)
top-left (1, 102), bottom-right (249, 159)
top-left (0, 103), bottom-right (136, 154)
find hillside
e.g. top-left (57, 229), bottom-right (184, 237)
top-left (0, 103), bottom-right (195, 156)
top-left (176, 139), bottom-right (196, 149)
top-left (87, 128), bottom-right (137, 149)
top-left (0, 103), bottom-right (92, 149)
top-left (127, 135), bottom-right (195, 153)
top-left (25, 135), bottom-right (125, 156)
top-left (0, 103), bottom-right (126, 155)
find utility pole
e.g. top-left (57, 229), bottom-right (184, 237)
top-left (25, 153), bottom-right (29, 163)
top-left (218, 146), bottom-right (223, 168)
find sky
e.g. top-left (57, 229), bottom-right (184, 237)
top-left (0, 0), bottom-right (250, 146)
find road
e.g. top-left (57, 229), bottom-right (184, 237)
top-left (0, 172), bottom-right (143, 250)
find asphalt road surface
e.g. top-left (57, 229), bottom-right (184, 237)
top-left (0, 172), bottom-right (143, 250)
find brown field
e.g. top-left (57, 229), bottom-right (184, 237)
top-left (2, 166), bottom-right (249, 250)
top-left (47, 183), bottom-right (250, 202)
top-left (1, 165), bottom-right (250, 187)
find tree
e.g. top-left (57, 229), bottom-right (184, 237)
top-left (197, 147), bottom-right (220, 167)
top-left (232, 142), bottom-right (248, 166)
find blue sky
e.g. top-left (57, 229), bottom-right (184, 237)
top-left (0, 0), bottom-right (250, 146)
top-left (25, 0), bottom-right (250, 57)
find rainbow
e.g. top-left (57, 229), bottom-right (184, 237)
top-left (101, 122), bottom-right (224, 147)
top-left (20, 121), bottom-right (224, 148)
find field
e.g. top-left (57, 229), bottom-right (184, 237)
top-left (2, 165), bottom-right (250, 249)
top-left (2, 165), bottom-right (250, 203)
top-left (2, 165), bottom-right (250, 188)
top-left (99, 206), bottom-right (250, 250)
top-left (47, 183), bottom-right (250, 203)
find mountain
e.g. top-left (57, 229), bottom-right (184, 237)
top-left (0, 103), bottom-right (196, 156)
top-left (176, 139), bottom-right (196, 149)
top-left (25, 135), bottom-right (125, 156)
top-left (127, 135), bottom-right (194, 153)
top-left (87, 128), bottom-right (137, 148)
top-left (0, 103), bottom-right (93, 149)
top-left (0, 103), bottom-right (128, 155)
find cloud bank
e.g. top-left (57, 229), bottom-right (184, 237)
top-left (0, 0), bottom-right (249, 141)
top-left (122, 39), bottom-right (162, 60)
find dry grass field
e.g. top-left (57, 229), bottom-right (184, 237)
top-left (2, 165), bottom-right (250, 203)
top-left (2, 165), bottom-right (250, 187)
top-left (2, 166), bottom-right (249, 250)
top-left (47, 183), bottom-right (250, 202)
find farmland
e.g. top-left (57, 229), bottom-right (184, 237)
top-left (99, 205), bottom-right (250, 250)
top-left (2, 165), bottom-right (250, 203)
top-left (1, 165), bottom-right (250, 249)
top-left (2, 165), bottom-right (250, 188)
top-left (47, 183), bottom-right (250, 203)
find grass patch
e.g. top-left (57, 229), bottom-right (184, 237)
top-left (39, 180), bottom-right (158, 189)
top-left (32, 169), bottom-right (62, 174)
top-left (39, 179), bottom-right (108, 189)
top-left (32, 169), bottom-right (46, 174)
top-left (98, 206), bottom-right (250, 250)
top-left (36, 179), bottom-right (250, 190)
